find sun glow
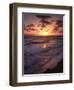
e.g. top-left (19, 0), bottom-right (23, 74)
top-left (39, 30), bottom-right (50, 36)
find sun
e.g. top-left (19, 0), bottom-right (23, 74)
top-left (41, 31), bottom-right (49, 36)
top-left (39, 29), bottom-right (50, 36)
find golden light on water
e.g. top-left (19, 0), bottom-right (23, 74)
top-left (35, 43), bottom-right (48, 48)
top-left (43, 44), bottom-right (47, 48)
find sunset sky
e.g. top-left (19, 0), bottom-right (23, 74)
top-left (23, 13), bottom-right (63, 36)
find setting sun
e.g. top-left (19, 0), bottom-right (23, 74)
top-left (38, 28), bottom-right (50, 36)
top-left (24, 14), bottom-right (63, 36)
top-left (39, 31), bottom-right (49, 36)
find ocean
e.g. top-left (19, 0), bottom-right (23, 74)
top-left (24, 36), bottom-right (63, 74)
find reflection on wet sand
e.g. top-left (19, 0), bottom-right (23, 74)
top-left (32, 40), bottom-right (57, 48)
top-left (24, 36), bottom-right (63, 74)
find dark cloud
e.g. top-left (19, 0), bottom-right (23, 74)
top-left (36, 15), bottom-right (54, 28)
top-left (26, 24), bottom-right (35, 27)
top-left (56, 20), bottom-right (63, 27)
top-left (53, 25), bottom-right (63, 33)
top-left (36, 15), bottom-right (51, 19)
top-left (51, 20), bottom-right (55, 22)
top-left (52, 19), bottom-right (63, 33)
top-left (24, 27), bottom-right (36, 32)
top-left (36, 15), bottom-right (51, 29)
top-left (37, 19), bottom-right (52, 30)
top-left (24, 24), bottom-right (37, 32)
top-left (30, 28), bottom-right (36, 31)
top-left (53, 26), bottom-right (58, 32)
top-left (37, 24), bottom-right (42, 27)
top-left (40, 19), bottom-right (51, 25)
